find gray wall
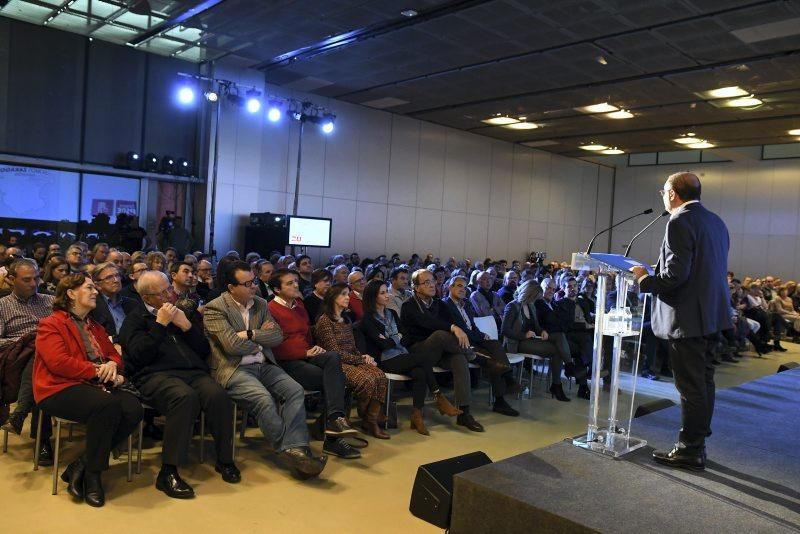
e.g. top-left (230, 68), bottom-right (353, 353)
top-left (609, 154), bottom-right (800, 281)
top-left (207, 64), bottom-right (613, 264)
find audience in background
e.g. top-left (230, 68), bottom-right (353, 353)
top-left (386, 267), bottom-right (411, 318)
top-left (303, 268), bottom-right (331, 326)
top-left (296, 255), bottom-right (314, 297)
top-left (40, 257), bottom-right (69, 295)
top-left (347, 270), bottom-right (366, 321)
top-left (470, 270), bottom-right (505, 328)
top-left (497, 270), bottom-right (519, 304)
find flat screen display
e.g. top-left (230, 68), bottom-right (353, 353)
top-left (287, 216), bottom-right (332, 248)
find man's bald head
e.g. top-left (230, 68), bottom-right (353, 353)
top-left (667, 172), bottom-right (702, 202)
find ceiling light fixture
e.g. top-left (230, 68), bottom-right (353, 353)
top-left (503, 122), bottom-right (539, 130)
top-left (600, 148), bottom-right (625, 155)
top-left (605, 110), bottom-right (633, 119)
top-left (725, 95), bottom-right (762, 108)
top-left (706, 86), bottom-right (748, 99)
top-left (687, 140), bottom-right (715, 149)
top-left (579, 144), bottom-right (608, 151)
top-left (674, 137), bottom-right (698, 144)
top-left (400, 9), bottom-right (418, 17)
top-left (576, 103), bottom-right (618, 114)
top-left (596, 56), bottom-right (608, 65)
top-left (788, 129), bottom-right (800, 136)
top-left (482, 115), bottom-right (519, 125)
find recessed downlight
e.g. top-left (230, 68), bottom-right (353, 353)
top-left (788, 129), bottom-right (800, 136)
top-left (579, 144), bottom-right (608, 151)
top-left (503, 122), bottom-right (539, 130)
top-left (674, 137), bottom-right (697, 144)
top-left (482, 116), bottom-right (519, 125)
top-left (575, 103), bottom-right (619, 114)
top-left (687, 140), bottom-right (715, 149)
top-left (706, 86), bottom-right (748, 99)
top-left (605, 110), bottom-right (633, 119)
top-left (600, 148), bottom-right (625, 155)
top-left (725, 95), bottom-right (762, 107)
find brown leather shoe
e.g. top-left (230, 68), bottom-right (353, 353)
top-left (434, 392), bottom-right (462, 417)
top-left (410, 408), bottom-right (429, 436)
top-left (361, 400), bottom-right (390, 439)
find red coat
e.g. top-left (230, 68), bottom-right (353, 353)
top-left (33, 310), bottom-right (122, 403)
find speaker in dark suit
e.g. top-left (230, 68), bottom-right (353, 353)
top-left (633, 172), bottom-right (730, 470)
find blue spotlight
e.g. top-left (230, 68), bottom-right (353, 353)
top-left (177, 86), bottom-right (195, 105)
top-left (321, 114), bottom-right (335, 134)
top-left (267, 106), bottom-right (281, 122)
top-left (245, 90), bottom-right (261, 113)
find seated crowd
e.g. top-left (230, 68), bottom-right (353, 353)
top-left (0, 241), bottom-right (793, 507)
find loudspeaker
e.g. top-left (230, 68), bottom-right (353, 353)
top-left (634, 398), bottom-right (676, 418)
top-left (243, 226), bottom-right (288, 258)
top-left (777, 361), bottom-right (799, 373)
top-left (409, 451), bottom-right (492, 529)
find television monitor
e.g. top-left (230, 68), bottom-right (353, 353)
top-left (287, 216), bottom-right (332, 248)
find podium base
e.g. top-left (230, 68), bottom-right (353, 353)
top-left (572, 429), bottom-right (647, 458)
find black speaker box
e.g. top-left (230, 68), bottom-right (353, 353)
top-left (243, 226), bottom-right (288, 258)
top-left (409, 451), bottom-right (492, 529)
top-left (634, 398), bottom-right (676, 418)
top-left (777, 361), bottom-right (799, 373)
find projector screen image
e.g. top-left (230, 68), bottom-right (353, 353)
top-left (288, 216), bottom-right (332, 248)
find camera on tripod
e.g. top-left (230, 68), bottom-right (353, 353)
top-left (529, 250), bottom-right (547, 266)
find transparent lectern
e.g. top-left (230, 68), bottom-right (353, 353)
top-left (570, 252), bottom-right (652, 457)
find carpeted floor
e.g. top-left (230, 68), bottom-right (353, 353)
top-left (1, 344), bottom-right (798, 533)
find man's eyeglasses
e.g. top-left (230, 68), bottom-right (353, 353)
top-left (231, 279), bottom-right (256, 288)
top-left (658, 189), bottom-right (672, 197)
top-left (143, 288), bottom-right (171, 297)
top-left (419, 279), bottom-right (436, 286)
top-left (97, 273), bottom-right (121, 283)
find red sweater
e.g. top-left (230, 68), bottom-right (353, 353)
top-left (34, 310), bottom-right (122, 402)
top-left (268, 299), bottom-right (313, 361)
top-left (348, 292), bottom-right (364, 322)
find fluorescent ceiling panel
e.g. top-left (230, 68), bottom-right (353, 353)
top-left (732, 17), bottom-right (800, 43)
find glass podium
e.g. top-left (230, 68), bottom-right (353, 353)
top-left (570, 252), bottom-right (652, 458)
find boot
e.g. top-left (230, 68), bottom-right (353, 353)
top-left (549, 383), bottom-right (570, 402)
top-left (773, 339), bottom-right (788, 352)
top-left (564, 361), bottom-right (587, 381)
top-left (361, 400), bottom-right (390, 439)
top-left (60, 456), bottom-right (85, 499)
top-left (83, 470), bottom-right (105, 507)
top-left (433, 391), bottom-right (462, 417)
top-left (410, 408), bottom-right (429, 436)
top-left (577, 384), bottom-right (590, 400)
top-left (356, 397), bottom-right (370, 420)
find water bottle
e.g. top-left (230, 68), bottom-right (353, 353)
top-left (622, 307), bottom-right (633, 334)
top-left (604, 308), bottom-right (620, 335)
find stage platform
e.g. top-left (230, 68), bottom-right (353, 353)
top-left (451, 367), bottom-right (800, 534)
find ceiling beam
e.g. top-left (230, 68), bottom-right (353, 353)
top-left (127, 0), bottom-right (227, 46)
top-left (249, 0), bottom-right (492, 72)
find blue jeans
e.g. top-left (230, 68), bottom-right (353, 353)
top-left (226, 362), bottom-right (308, 452)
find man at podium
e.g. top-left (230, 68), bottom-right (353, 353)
top-left (631, 172), bottom-right (730, 471)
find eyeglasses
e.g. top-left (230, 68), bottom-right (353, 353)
top-left (132, 268), bottom-right (148, 275)
top-left (231, 279), bottom-right (256, 288)
top-left (97, 273), bottom-right (121, 283)
top-left (419, 279), bottom-right (436, 286)
top-left (143, 288), bottom-right (171, 297)
top-left (658, 189), bottom-right (672, 196)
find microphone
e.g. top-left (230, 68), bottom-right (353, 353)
top-left (585, 208), bottom-right (654, 254)
top-left (624, 211), bottom-right (669, 257)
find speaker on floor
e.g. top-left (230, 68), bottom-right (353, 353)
top-left (634, 398), bottom-right (676, 418)
top-left (409, 451), bottom-right (492, 529)
top-left (777, 361), bottom-right (799, 373)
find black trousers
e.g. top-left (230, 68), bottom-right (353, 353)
top-left (137, 370), bottom-right (233, 466)
top-left (409, 331), bottom-right (471, 405)
top-left (380, 350), bottom-right (440, 409)
top-left (279, 352), bottom-right (346, 419)
top-left (38, 384), bottom-right (143, 472)
top-left (669, 336), bottom-right (715, 446)
top-left (472, 338), bottom-right (511, 398)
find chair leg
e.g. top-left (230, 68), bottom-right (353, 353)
top-left (67, 423), bottom-right (73, 442)
top-left (239, 407), bottom-right (246, 440)
top-left (199, 411), bottom-right (205, 464)
top-left (33, 412), bottom-right (43, 471)
top-left (231, 404), bottom-right (237, 461)
top-left (52, 419), bottom-right (61, 495)
top-left (127, 434), bottom-right (133, 482)
top-left (136, 420), bottom-right (144, 475)
top-left (528, 364), bottom-right (535, 399)
top-left (384, 380), bottom-right (392, 431)
top-left (2, 429), bottom-right (7, 453)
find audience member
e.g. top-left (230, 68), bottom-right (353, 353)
top-left (204, 261), bottom-right (327, 479)
top-left (145, 251), bottom-right (167, 274)
top-left (254, 259), bottom-right (274, 301)
top-left (119, 271), bottom-right (240, 499)
top-left (196, 259), bottom-right (214, 302)
top-left (497, 270), bottom-right (519, 304)
top-left (40, 257), bottom-right (69, 295)
top-left (303, 268), bottom-right (331, 326)
top-left (469, 271), bottom-right (505, 327)
top-left (347, 270), bottom-right (366, 321)
top-left (92, 243), bottom-right (110, 265)
top-left (119, 261), bottom-right (147, 307)
top-left (66, 244), bottom-right (87, 273)
top-left (33, 273), bottom-right (143, 507)
top-left (296, 255), bottom-right (314, 297)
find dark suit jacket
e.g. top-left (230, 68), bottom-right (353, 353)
top-left (90, 294), bottom-right (140, 342)
top-left (441, 296), bottom-right (485, 345)
top-left (639, 202), bottom-right (731, 339)
top-left (399, 296), bottom-right (454, 347)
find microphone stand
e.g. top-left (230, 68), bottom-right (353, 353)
top-left (624, 211), bottom-right (669, 257)
top-left (585, 208), bottom-right (654, 254)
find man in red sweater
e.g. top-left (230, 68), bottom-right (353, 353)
top-left (267, 269), bottom-right (360, 460)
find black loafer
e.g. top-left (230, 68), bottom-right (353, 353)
top-left (279, 447), bottom-right (327, 478)
top-left (456, 413), bottom-right (485, 432)
top-left (322, 437), bottom-right (361, 459)
top-left (652, 443), bottom-right (705, 471)
top-left (156, 470), bottom-right (195, 499)
top-left (37, 440), bottom-right (54, 467)
top-left (492, 399), bottom-right (519, 417)
top-left (83, 471), bottom-right (105, 507)
top-left (61, 457), bottom-right (85, 499)
top-left (215, 462), bottom-right (241, 484)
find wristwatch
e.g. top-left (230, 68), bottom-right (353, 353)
top-left (247, 329), bottom-right (253, 340)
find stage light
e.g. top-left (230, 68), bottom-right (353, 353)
top-left (144, 153), bottom-right (159, 172)
top-left (177, 158), bottom-right (191, 176)
top-left (161, 155), bottom-right (176, 174)
top-left (204, 91), bottom-right (219, 102)
top-left (177, 85), bottom-right (195, 105)
top-left (267, 101), bottom-right (282, 122)
top-left (126, 151), bottom-right (141, 170)
top-left (245, 90), bottom-right (261, 113)
top-left (321, 114), bottom-right (335, 134)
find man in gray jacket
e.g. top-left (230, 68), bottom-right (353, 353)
top-left (204, 260), bottom-right (326, 479)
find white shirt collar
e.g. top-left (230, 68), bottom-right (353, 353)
top-left (273, 296), bottom-right (295, 309)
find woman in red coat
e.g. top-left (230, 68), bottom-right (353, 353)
top-left (34, 273), bottom-right (143, 507)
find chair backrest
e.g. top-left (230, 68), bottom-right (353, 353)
top-left (473, 316), bottom-right (498, 340)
